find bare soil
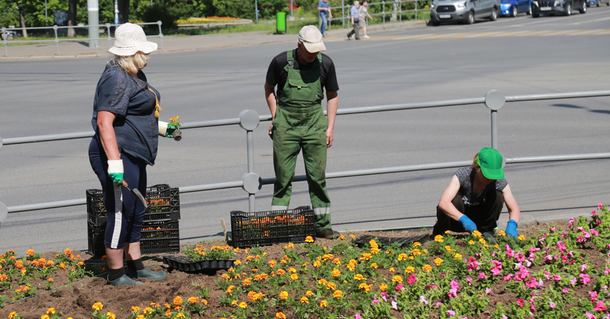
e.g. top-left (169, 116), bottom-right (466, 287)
top-left (0, 220), bottom-right (598, 319)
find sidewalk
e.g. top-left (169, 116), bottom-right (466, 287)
top-left (0, 20), bottom-right (427, 60)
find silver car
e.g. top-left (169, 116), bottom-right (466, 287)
top-left (430, 0), bottom-right (501, 25)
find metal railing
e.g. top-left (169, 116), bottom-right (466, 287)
top-left (1, 21), bottom-right (164, 58)
top-left (329, 0), bottom-right (431, 28)
top-left (1, 89), bottom-right (610, 223)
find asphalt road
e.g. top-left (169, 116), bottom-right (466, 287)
top-left (1, 8), bottom-right (609, 255)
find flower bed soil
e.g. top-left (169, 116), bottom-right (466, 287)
top-left (0, 219), bottom-right (603, 319)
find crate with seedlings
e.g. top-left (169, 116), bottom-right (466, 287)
top-left (86, 184), bottom-right (180, 257)
top-left (229, 206), bottom-right (316, 248)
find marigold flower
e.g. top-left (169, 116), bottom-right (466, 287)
top-left (422, 265), bottom-right (433, 272)
top-left (279, 291), bottom-right (289, 300)
top-left (64, 248), bottom-right (72, 255)
top-left (371, 263), bottom-right (379, 269)
top-left (268, 260), bottom-right (277, 268)
top-left (234, 260), bottom-right (242, 266)
top-left (14, 260), bottom-right (23, 269)
top-left (392, 275), bottom-right (403, 283)
top-left (305, 236), bottom-right (314, 243)
top-left (397, 253), bottom-right (408, 261)
top-left (41, 315), bottom-right (50, 319)
top-left (26, 249), bottom-right (35, 256)
top-left (277, 269), bottom-right (286, 275)
top-left (320, 300), bottom-right (328, 307)
top-left (339, 235), bottom-right (346, 240)
top-left (354, 274), bottom-right (366, 281)
top-left (9, 312), bottom-right (18, 319)
top-left (380, 283), bottom-right (388, 291)
top-left (136, 316), bottom-right (145, 319)
top-left (405, 266), bottom-right (415, 273)
top-left (176, 313), bottom-right (186, 319)
top-left (188, 297), bottom-right (199, 304)
top-left (231, 300), bottom-right (238, 306)
top-left (143, 307), bottom-right (153, 314)
top-left (290, 273), bottom-right (299, 281)
top-left (359, 283), bottom-right (372, 293)
top-left (46, 308), bottom-right (56, 315)
top-left (306, 290), bottom-right (314, 297)
top-left (313, 259), bottom-right (322, 268)
top-left (239, 302), bottom-right (247, 309)
top-left (300, 296), bottom-right (309, 304)
top-left (326, 282), bottom-right (336, 290)
top-left (59, 262), bottom-right (67, 270)
top-left (454, 253), bottom-right (462, 260)
top-left (221, 273), bottom-right (230, 280)
top-left (518, 235), bottom-right (526, 241)
top-left (333, 258), bottom-right (342, 265)
top-left (434, 258), bottom-right (444, 266)
top-left (106, 312), bottom-right (116, 319)
top-left (201, 299), bottom-right (208, 305)
top-left (434, 235), bottom-right (444, 242)
top-left (331, 268), bottom-right (341, 278)
top-left (92, 302), bottom-right (103, 311)
top-left (333, 290), bottom-right (343, 299)
top-left (242, 278), bottom-right (252, 286)
top-left (276, 312), bottom-right (287, 319)
top-left (173, 296), bottom-right (183, 308)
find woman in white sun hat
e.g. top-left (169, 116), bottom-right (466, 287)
top-left (88, 23), bottom-right (175, 286)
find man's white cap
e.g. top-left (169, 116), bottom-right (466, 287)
top-left (298, 25), bottom-right (326, 53)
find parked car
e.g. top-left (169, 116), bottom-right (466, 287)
top-left (531, 0), bottom-right (587, 16)
top-left (430, 0), bottom-right (501, 25)
top-left (588, 0), bottom-right (610, 6)
top-left (600, 0), bottom-right (610, 5)
top-left (500, 0), bottom-right (533, 16)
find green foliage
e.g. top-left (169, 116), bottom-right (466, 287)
top-left (139, 4), bottom-right (177, 31)
top-left (212, 0), bottom-right (254, 19)
top-left (0, 0), bottom-right (19, 27)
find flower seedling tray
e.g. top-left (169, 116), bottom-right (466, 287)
top-left (88, 219), bottom-right (180, 257)
top-left (229, 206), bottom-right (316, 248)
top-left (162, 255), bottom-right (235, 273)
top-left (86, 184), bottom-right (180, 226)
top-left (352, 234), bottom-right (430, 248)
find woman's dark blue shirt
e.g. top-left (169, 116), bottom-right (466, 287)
top-left (91, 61), bottom-right (160, 165)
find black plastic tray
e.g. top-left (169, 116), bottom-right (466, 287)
top-left (163, 255), bottom-right (235, 273)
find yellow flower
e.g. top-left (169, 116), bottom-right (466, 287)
top-left (9, 312), bottom-right (18, 319)
top-left (188, 297), bottom-right (199, 304)
top-left (305, 236), bottom-right (314, 243)
top-left (320, 300), bottom-right (328, 307)
top-left (434, 235), bottom-right (444, 242)
top-left (300, 296), bottom-right (309, 304)
top-left (92, 302), bottom-right (104, 311)
top-left (279, 291), bottom-right (289, 300)
top-left (290, 273), bottom-right (299, 281)
top-left (136, 316), bottom-right (145, 319)
top-left (473, 230), bottom-right (482, 238)
top-left (306, 290), bottom-right (314, 297)
top-left (333, 258), bottom-right (342, 265)
top-left (106, 312), bottom-right (116, 319)
top-left (231, 300), bottom-right (238, 306)
top-left (354, 274), bottom-right (366, 281)
top-left (143, 307), bottom-right (153, 314)
top-left (370, 263), bottom-right (378, 269)
top-left (234, 260), bottom-right (242, 266)
top-left (380, 283), bottom-right (388, 291)
top-left (176, 313), bottom-right (186, 319)
top-left (434, 258), bottom-right (443, 266)
top-left (331, 268), bottom-right (341, 278)
top-left (453, 253), bottom-right (462, 260)
top-left (412, 241), bottom-right (421, 247)
top-left (422, 264), bottom-right (432, 272)
top-left (405, 266), bottom-right (415, 273)
top-left (276, 312), bottom-right (287, 319)
top-left (445, 245), bottom-right (456, 252)
top-left (326, 282), bottom-right (336, 290)
top-left (479, 238), bottom-right (487, 244)
top-left (392, 275), bottom-right (403, 283)
top-left (201, 299), bottom-right (208, 305)
top-left (131, 306), bottom-right (141, 312)
top-left (389, 267), bottom-right (395, 272)
top-left (239, 302), bottom-right (247, 309)
top-left (41, 316), bottom-right (50, 319)
top-left (333, 290), bottom-right (343, 299)
top-left (46, 308), bottom-right (56, 315)
top-left (518, 235), bottom-right (526, 241)
top-left (359, 283), bottom-right (373, 293)
top-left (339, 235), bottom-right (346, 240)
top-left (26, 249), bottom-right (35, 256)
top-left (468, 240), bottom-right (475, 245)
top-left (313, 259), bottom-right (322, 268)
top-left (397, 253), bottom-right (408, 261)
top-left (497, 230), bottom-right (506, 237)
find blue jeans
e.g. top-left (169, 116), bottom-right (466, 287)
top-left (319, 14), bottom-right (328, 34)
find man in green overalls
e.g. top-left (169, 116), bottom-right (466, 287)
top-left (264, 25), bottom-right (340, 239)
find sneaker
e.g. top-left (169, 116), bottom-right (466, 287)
top-left (126, 267), bottom-right (168, 280)
top-left (316, 228), bottom-right (340, 239)
top-left (107, 274), bottom-right (143, 286)
top-left (364, 35), bottom-right (370, 39)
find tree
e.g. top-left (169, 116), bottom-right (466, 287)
top-left (67, 0), bottom-right (76, 36)
top-left (0, 0), bottom-right (20, 28)
top-left (17, 0), bottom-right (26, 36)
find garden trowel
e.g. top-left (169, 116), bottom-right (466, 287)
top-left (121, 180), bottom-right (147, 208)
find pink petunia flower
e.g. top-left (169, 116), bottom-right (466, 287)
top-left (354, 314), bottom-right (362, 319)
top-left (549, 299), bottom-right (556, 309)
top-left (589, 291), bottom-right (598, 301)
top-left (395, 283), bottom-right (404, 292)
top-left (407, 274), bottom-right (418, 285)
top-left (419, 295), bottom-right (428, 305)
top-left (585, 312), bottom-right (597, 319)
top-left (598, 203), bottom-right (603, 209)
top-left (467, 277), bottom-right (473, 285)
top-left (447, 310), bottom-right (456, 317)
top-left (371, 298), bottom-right (380, 305)
top-left (479, 272), bottom-right (488, 280)
top-left (594, 301), bottom-right (607, 312)
top-left (581, 274), bottom-right (592, 285)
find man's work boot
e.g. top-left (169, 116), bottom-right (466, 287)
top-left (316, 228), bottom-right (340, 239)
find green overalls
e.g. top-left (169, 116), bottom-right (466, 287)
top-left (271, 50), bottom-right (332, 231)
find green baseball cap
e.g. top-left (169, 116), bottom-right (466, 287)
top-left (476, 147), bottom-right (505, 180)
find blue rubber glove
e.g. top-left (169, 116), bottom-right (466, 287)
top-left (458, 215), bottom-right (478, 233)
top-left (506, 219), bottom-right (519, 238)
top-left (107, 160), bottom-right (123, 184)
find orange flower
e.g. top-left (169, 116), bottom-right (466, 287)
top-left (201, 299), bottom-right (208, 305)
top-left (48, 278), bottom-right (54, 282)
top-left (279, 291), bottom-right (289, 300)
top-left (92, 302), bottom-right (103, 311)
top-left (320, 300), bottom-right (328, 308)
top-left (173, 296), bottom-right (183, 308)
top-left (305, 236), bottom-right (314, 243)
top-left (26, 249), bottom-right (35, 256)
top-left (14, 260), bottom-right (23, 269)
top-left (300, 296), bottom-right (309, 304)
top-left (187, 297), bottom-right (199, 304)
top-left (331, 268), bottom-right (341, 278)
top-left (64, 248), bottom-right (72, 255)
top-left (59, 262), bottom-right (67, 270)
top-left (276, 312), bottom-right (287, 319)
top-left (290, 274), bottom-right (299, 281)
top-left (333, 290), bottom-right (343, 299)
top-left (239, 302), bottom-right (247, 309)
top-left (380, 283), bottom-right (388, 291)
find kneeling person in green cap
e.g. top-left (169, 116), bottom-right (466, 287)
top-left (433, 147), bottom-right (521, 239)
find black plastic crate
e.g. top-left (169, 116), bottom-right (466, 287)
top-left (230, 206), bottom-right (316, 248)
top-left (87, 219), bottom-right (180, 257)
top-left (87, 184), bottom-right (180, 226)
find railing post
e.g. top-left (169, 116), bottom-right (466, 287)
top-left (342, 0), bottom-right (346, 27)
top-left (238, 110), bottom-right (262, 212)
top-left (484, 90), bottom-right (505, 150)
top-left (2, 27), bottom-right (8, 57)
top-left (106, 23), bottom-right (112, 48)
top-left (157, 20), bottom-right (164, 50)
top-left (53, 25), bottom-right (60, 56)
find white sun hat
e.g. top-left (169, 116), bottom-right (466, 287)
top-left (298, 25), bottom-right (326, 53)
top-left (109, 23), bottom-right (158, 56)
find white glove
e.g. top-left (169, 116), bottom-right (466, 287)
top-left (107, 160), bottom-right (124, 184)
top-left (158, 120), bottom-right (169, 137)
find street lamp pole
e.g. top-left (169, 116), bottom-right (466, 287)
top-left (114, 0), bottom-right (119, 24)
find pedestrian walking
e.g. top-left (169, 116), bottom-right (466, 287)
top-left (359, 0), bottom-right (374, 38)
top-left (318, 0), bottom-right (332, 37)
top-left (264, 25), bottom-right (340, 239)
top-left (347, 1), bottom-right (362, 40)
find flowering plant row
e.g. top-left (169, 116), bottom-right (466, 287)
top-left (4, 204), bottom-right (610, 318)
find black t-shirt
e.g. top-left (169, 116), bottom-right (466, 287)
top-left (265, 49), bottom-right (339, 99)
